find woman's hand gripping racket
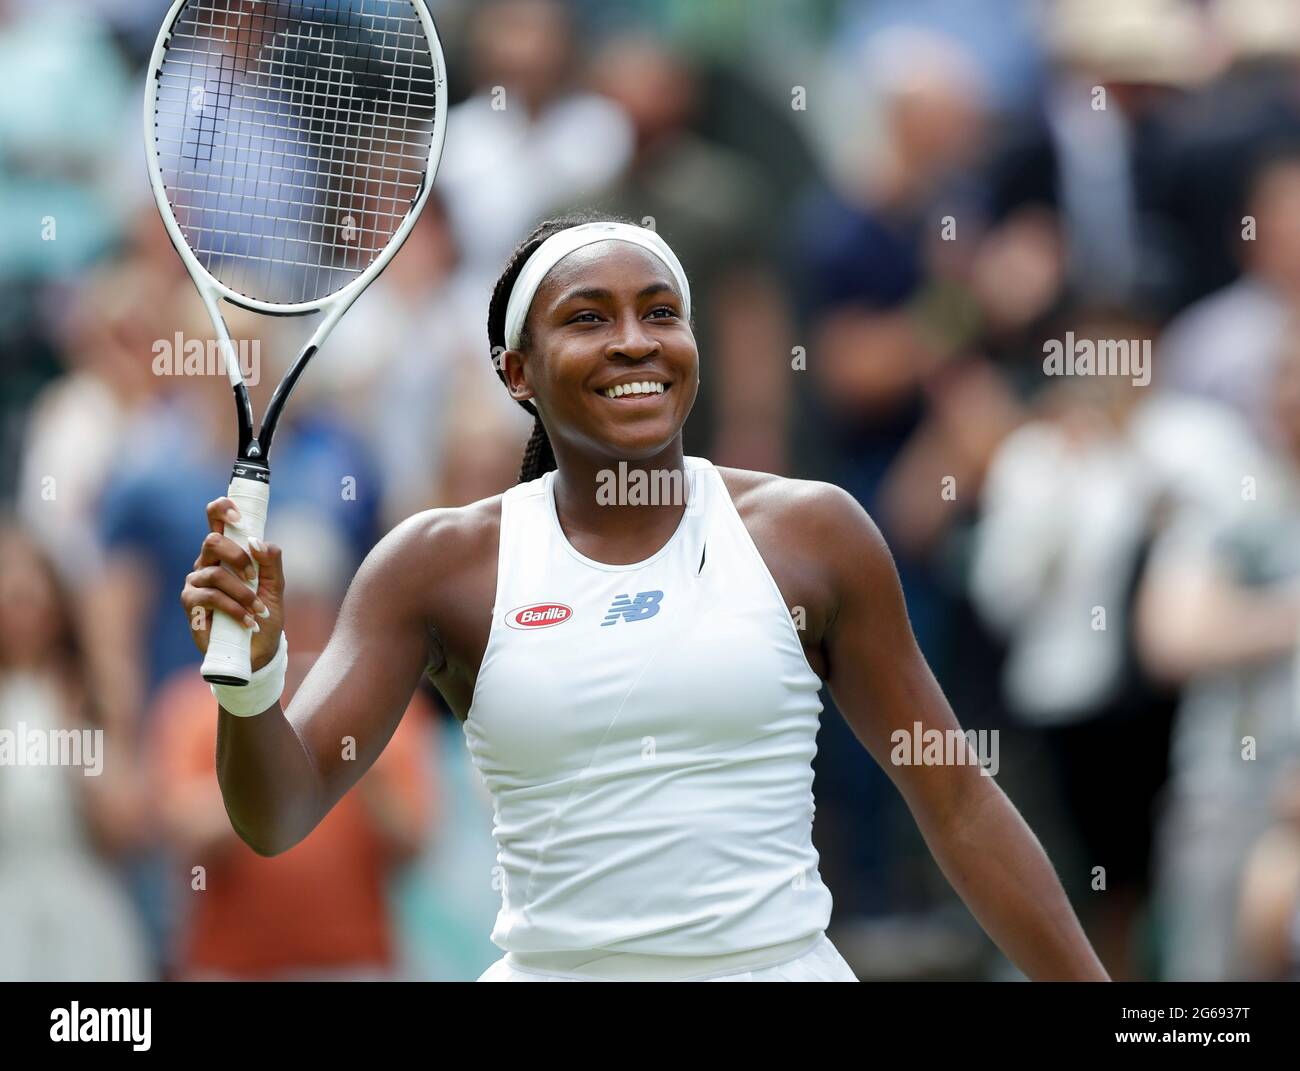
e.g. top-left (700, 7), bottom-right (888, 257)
top-left (145, 0), bottom-right (446, 684)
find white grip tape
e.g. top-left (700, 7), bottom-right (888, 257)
top-left (200, 475), bottom-right (270, 686)
top-left (212, 632), bottom-right (288, 717)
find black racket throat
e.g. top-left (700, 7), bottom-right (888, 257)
top-left (230, 342), bottom-right (318, 475)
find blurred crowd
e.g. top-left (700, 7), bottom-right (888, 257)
top-left (3, 0), bottom-right (1300, 982)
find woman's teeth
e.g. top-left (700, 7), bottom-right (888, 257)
top-left (600, 381), bottom-right (667, 399)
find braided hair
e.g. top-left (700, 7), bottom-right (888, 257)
top-left (487, 210), bottom-right (642, 483)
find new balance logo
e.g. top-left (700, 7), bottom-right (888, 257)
top-left (601, 590), bottom-right (664, 626)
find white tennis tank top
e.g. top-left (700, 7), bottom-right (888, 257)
top-left (463, 455), bottom-right (834, 956)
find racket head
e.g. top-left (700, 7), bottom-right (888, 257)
top-left (144, 0), bottom-right (447, 317)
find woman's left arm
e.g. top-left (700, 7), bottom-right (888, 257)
top-left (809, 483), bottom-right (1109, 981)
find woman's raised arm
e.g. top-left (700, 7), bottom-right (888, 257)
top-left (181, 503), bottom-right (447, 856)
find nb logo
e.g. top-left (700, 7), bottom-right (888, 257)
top-left (601, 590), bottom-right (663, 626)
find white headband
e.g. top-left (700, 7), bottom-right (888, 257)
top-left (503, 221), bottom-right (691, 351)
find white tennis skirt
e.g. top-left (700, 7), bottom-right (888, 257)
top-left (476, 932), bottom-right (859, 982)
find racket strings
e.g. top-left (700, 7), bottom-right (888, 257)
top-left (153, 0), bottom-right (439, 306)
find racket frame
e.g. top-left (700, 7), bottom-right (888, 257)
top-left (143, 0), bottom-right (447, 685)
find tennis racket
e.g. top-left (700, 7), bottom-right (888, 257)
top-left (144, 0), bottom-right (447, 685)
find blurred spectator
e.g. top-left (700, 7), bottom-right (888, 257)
top-left (430, 368), bottom-right (536, 507)
top-left (969, 312), bottom-right (1263, 978)
top-left (791, 26), bottom-right (989, 497)
top-left (0, 301), bottom-right (59, 504)
top-left (0, 0), bottom-right (140, 499)
top-left (149, 509), bottom-right (437, 981)
top-left (983, 0), bottom-right (1204, 316)
top-left (322, 195), bottom-right (531, 525)
top-left (1136, 328), bottom-right (1300, 979)
top-left (791, 27), bottom-right (1004, 641)
top-left (787, 27), bottom-right (1007, 941)
top-left (972, 317), bottom-right (1262, 725)
top-left (16, 252), bottom-right (174, 589)
top-left (435, 0), bottom-right (633, 280)
top-left (78, 0), bottom-right (174, 64)
top-left (81, 286), bottom-right (383, 737)
top-left (0, 522), bottom-right (151, 980)
top-left (0, 3), bottom-right (132, 283)
top-left (1158, 147), bottom-right (1300, 441)
top-left (835, 0), bottom-right (1042, 115)
top-left (581, 34), bottom-right (795, 471)
top-left (1158, 0), bottom-right (1300, 308)
top-left (1236, 763), bottom-right (1300, 981)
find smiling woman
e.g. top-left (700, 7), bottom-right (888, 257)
top-left (181, 211), bottom-right (1110, 983)
top-left (485, 213), bottom-right (697, 484)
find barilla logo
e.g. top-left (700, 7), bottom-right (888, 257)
top-left (506, 603), bottom-right (573, 629)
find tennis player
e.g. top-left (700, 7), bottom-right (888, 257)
top-left (180, 215), bottom-right (1109, 982)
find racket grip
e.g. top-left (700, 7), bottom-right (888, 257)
top-left (200, 473), bottom-right (271, 686)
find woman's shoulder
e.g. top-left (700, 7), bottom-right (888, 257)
top-left (712, 464), bottom-right (893, 574)
top-left (362, 494), bottom-right (505, 584)
top-left (712, 464), bottom-right (866, 528)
